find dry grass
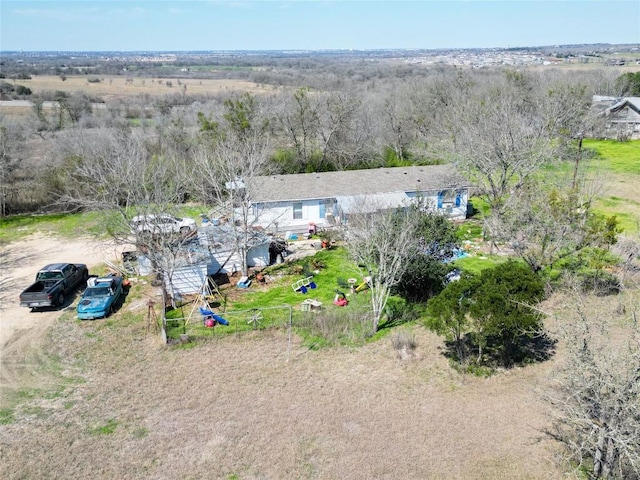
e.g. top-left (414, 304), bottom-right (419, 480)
top-left (3, 239), bottom-right (639, 479)
top-left (0, 302), bottom-right (569, 480)
top-left (5, 74), bottom-right (280, 102)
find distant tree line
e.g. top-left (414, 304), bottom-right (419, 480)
top-left (1, 63), bottom-right (632, 215)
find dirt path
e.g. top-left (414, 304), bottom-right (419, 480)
top-left (0, 233), bottom-right (119, 397)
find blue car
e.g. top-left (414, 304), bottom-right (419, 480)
top-left (77, 274), bottom-right (124, 320)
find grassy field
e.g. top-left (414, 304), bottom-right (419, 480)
top-left (0, 211), bottom-right (106, 245)
top-left (585, 139), bottom-right (640, 234)
top-left (584, 139), bottom-right (640, 175)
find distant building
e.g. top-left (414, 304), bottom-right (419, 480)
top-left (593, 96), bottom-right (640, 139)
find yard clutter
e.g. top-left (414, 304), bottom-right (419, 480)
top-left (301, 298), bottom-right (322, 312)
top-left (355, 277), bottom-right (371, 293)
top-left (292, 276), bottom-right (316, 293)
top-left (333, 290), bottom-right (348, 306)
top-left (199, 306), bottom-right (229, 328)
top-left (347, 276), bottom-right (371, 293)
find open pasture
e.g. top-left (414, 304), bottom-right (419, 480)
top-left (4, 74), bottom-right (278, 102)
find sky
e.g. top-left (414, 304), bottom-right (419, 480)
top-left (1, 0), bottom-right (639, 52)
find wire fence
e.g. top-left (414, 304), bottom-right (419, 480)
top-left (162, 304), bottom-right (294, 339)
top-left (157, 296), bottom-right (376, 351)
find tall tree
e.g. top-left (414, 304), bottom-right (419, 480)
top-left (539, 74), bottom-right (604, 188)
top-left (615, 71), bottom-right (640, 96)
top-left (52, 126), bottom-right (193, 296)
top-left (345, 205), bottom-right (423, 333)
top-left (192, 125), bottom-right (272, 277)
top-left (443, 71), bottom-right (554, 244)
top-left (278, 87), bottom-right (321, 164)
top-left (0, 118), bottom-right (25, 216)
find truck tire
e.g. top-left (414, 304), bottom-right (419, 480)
top-left (56, 292), bottom-right (65, 307)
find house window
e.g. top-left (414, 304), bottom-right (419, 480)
top-left (293, 202), bottom-right (303, 220)
top-left (438, 190), bottom-right (457, 208)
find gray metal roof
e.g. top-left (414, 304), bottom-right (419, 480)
top-left (248, 165), bottom-right (468, 203)
top-left (609, 97), bottom-right (640, 114)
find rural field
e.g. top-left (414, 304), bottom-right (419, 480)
top-left (0, 74), bottom-right (279, 118)
top-left (5, 74), bottom-right (278, 100)
top-left (0, 229), bottom-right (569, 479)
top-left (1, 57), bottom-right (640, 478)
top-left (1, 149), bottom-right (639, 478)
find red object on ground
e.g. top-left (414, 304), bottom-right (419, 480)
top-left (205, 319), bottom-right (215, 328)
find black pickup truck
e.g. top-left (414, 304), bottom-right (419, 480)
top-left (20, 263), bottom-right (89, 309)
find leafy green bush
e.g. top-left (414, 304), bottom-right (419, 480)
top-left (426, 261), bottom-right (548, 369)
top-left (15, 85), bottom-right (31, 95)
top-left (394, 253), bottom-right (448, 302)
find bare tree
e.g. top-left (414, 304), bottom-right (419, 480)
top-left (192, 125), bottom-right (272, 277)
top-left (345, 204), bottom-right (422, 333)
top-left (59, 94), bottom-right (93, 125)
top-left (318, 89), bottom-right (368, 169)
top-left (0, 117), bottom-right (26, 216)
top-left (539, 73), bottom-right (605, 188)
top-left (497, 173), bottom-right (610, 273)
top-left (376, 84), bottom-right (417, 161)
top-left (190, 93), bottom-right (273, 277)
top-left (545, 293), bottom-right (640, 479)
top-left (442, 71), bottom-right (554, 246)
top-left (30, 98), bottom-right (55, 138)
top-left (52, 126), bottom-right (195, 295)
top-left (276, 87), bottom-right (321, 164)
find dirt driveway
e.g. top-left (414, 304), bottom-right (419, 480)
top-left (0, 233), bottom-right (119, 396)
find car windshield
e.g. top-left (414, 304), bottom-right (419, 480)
top-left (84, 287), bottom-right (110, 297)
top-left (37, 271), bottom-right (64, 281)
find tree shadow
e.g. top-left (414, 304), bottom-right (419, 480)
top-left (378, 316), bottom-right (412, 330)
top-left (440, 331), bottom-right (557, 369)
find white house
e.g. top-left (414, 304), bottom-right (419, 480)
top-left (245, 165), bottom-right (471, 235)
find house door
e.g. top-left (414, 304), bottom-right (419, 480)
top-left (319, 199), bottom-right (332, 219)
